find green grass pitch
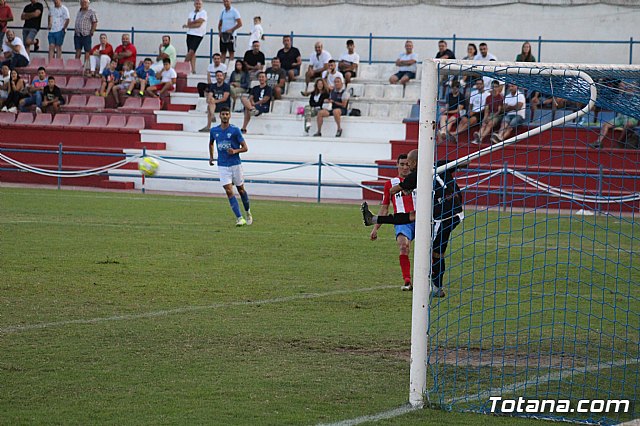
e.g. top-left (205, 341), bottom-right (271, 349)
top-left (0, 187), bottom-right (636, 425)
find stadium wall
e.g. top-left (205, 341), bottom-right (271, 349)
top-left (7, 1), bottom-right (638, 71)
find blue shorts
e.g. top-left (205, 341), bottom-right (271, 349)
top-left (74, 34), bottom-right (92, 52)
top-left (395, 222), bottom-right (416, 241)
top-left (394, 70), bottom-right (416, 81)
top-left (255, 103), bottom-right (270, 114)
top-left (504, 114), bottom-right (525, 128)
top-left (48, 30), bottom-right (66, 46)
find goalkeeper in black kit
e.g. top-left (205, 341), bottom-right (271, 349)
top-left (361, 150), bottom-right (463, 298)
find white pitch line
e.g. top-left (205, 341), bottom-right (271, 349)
top-left (321, 359), bottom-right (638, 425)
top-left (0, 285), bottom-right (396, 335)
top-left (317, 404), bottom-right (419, 426)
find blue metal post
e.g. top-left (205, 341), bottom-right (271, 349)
top-left (57, 143), bottom-right (62, 190)
top-left (597, 165), bottom-right (603, 214)
top-left (452, 33), bottom-right (456, 56)
top-left (317, 154), bottom-right (322, 203)
top-left (368, 33), bottom-right (373, 65)
top-left (209, 29), bottom-right (214, 63)
top-left (290, 30), bottom-right (294, 44)
top-left (537, 36), bottom-right (542, 62)
top-left (630, 37), bottom-right (634, 65)
top-left (130, 26), bottom-right (135, 44)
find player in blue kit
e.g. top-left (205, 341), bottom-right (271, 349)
top-left (208, 106), bottom-right (253, 226)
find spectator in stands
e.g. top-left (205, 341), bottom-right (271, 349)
top-left (21, 0), bottom-right (43, 53)
top-left (1, 68), bottom-right (25, 112)
top-left (152, 35), bottom-right (177, 74)
top-left (228, 59), bottom-right (248, 111)
top-left (321, 59), bottom-right (343, 91)
top-left (315, 75), bottom-right (349, 138)
top-left (305, 41), bottom-right (331, 85)
top-left (127, 57), bottom-right (155, 97)
top-left (516, 41), bottom-right (536, 62)
top-left (437, 79), bottom-right (464, 142)
top-left (592, 113), bottom-right (639, 149)
top-left (454, 78), bottom-right (488, 141)
top-left (247, 16), bottom-right (263, 50)
top-left (276, 35), bottom-right (301, 82)
top-left (18, 65), bottom-right (46, 112)
top-left (197, 52), bottom-right (227, 97)
top-left (1, 29), bottom-right (29, 69)
top-left (0, 0), bottom-right (14, 47)
top-left (303, 77), bottom-right (328, 134)
top-left (74, 0), bottom-right (97, 69)
top-left (389, 40), bottom-right (417, 86)
top-left (113, 33), bottom-right (137, 72)
top-left (88, 33), bottom-right (113, 77)
top-left (474, 42), bottom-right (497, 61)
top-left (460, 43), bottom-right (477, 91)
top-left (435, 40), bottom-right (455, 60)
top-left (0, 64), bottom-right (9, 107)
top-left (492, 83), bottom-right (525, 143)
top-left (240, 71), bottom-right (271, 133)
top-left (41, 75), bottom-right (62, 114)
top-left (113, 60), bottom-right (134, 106)
top-left (97, 59), bottom-right (119, 98)
top-left (199, 69), bottom-right (230, 132)
top-left (474, 79), bottom-right (504, 144)
top-left (218, 0), bottom-right (242, 63)
top-left (265, 56), bottom-right (286, 100)
top-left (243, 40), bottom-right (265, 81)
top-left (338, 39), bottom-right (359, 85)
top-left (47, 0), bottom-right (68, 61)
top-left (147, 58), bottom-right (177, 98)
top-left (183, 0), bottom-right (207, 74)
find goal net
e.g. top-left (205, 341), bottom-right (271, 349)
top-left (409, 59), bottom-right (640, 425)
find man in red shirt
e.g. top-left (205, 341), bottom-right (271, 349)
top-left (113, 33), bottom-right (136, 71)
top-left (0, 0), bottom-right (14, 47)
top-left (474, 79), bottom-right (504, 144)
top-left (369, 153), bottom-right (417, 291)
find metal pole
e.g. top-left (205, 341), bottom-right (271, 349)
top-left (597, 165), bottom-right (603, 215)
top-left (409, 59), bottom-right (438, 408)
top-left (537, 36), bottom-right (542, 62)
top-left (368, 33), bottom-right (373, 65)
top-left (630, 37), bottom-right (634, 65)
top-left (502, 161), bottom-right (508, 211)
top-left (451, 33), bottom-right (456, 56)
top-left (57, 143), bottom-right (62, 190)
top-left (141, 147), bottom-right (146, 194)
top-left (209, 29), bottom-right (214, 64)
top-left (317, 153), bottom-right (322, 203)
top-left (130, 26), bottom-right (135, 45)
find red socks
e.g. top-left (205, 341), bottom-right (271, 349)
top-left (399, 254), bottom-right (412, 283)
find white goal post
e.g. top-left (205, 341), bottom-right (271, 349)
top-left (409, 59), bottom-right (601, 407)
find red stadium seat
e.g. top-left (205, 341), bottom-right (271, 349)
top-left (124, 116), bottom-right (145, 130)
top-left (0, 112), bottom-right (16, 124)
top-left (141, 98), bottom-right (161, 111)
top-left (69, 114), bottom-right (89, 127)
top-left (175, 62), bottom-right (191, 77)
top-left (32, 113), bottom-right (53, 126)
top-left (83, 78), bottom-right (101, 91)
top-left (64, 58), bottom-right (83, 72)
top-left (47, 58), bottom-right (64, 73)
top-left (15, 112), bottom-right (34, 125)
top-left (22, 56), bottom-right (46, 74)
top-left (66, 76), bottom-right (85, 90)
top-left (54, 76), bottom-right (68, 89)
top-left (51, 113), bottom-right (71, 126)
top-left (86, 96), bottom-right (106, 109)
top-left (86, 114), bottom-right (108, 127)
top-left (120, 97), bottom-right (142, 110)
top-left (107, 115), bottom-right (126, 129)
top-left (67, 95), bottom-right (88, 108)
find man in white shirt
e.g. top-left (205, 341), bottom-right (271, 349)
top-left (453, 78), bottom-right (489, 141)
top-left (47, 0), bottom-right (69, 61)
top-left (493, 83), bottom-right (526, 143)
top-left (338, 39), bottom-right (359, 85)
top-left (321, 60), bottom-right (343, 91)
top-left (146, 58), bottom-right (177, 98)
top-left (305, 41), bottom-right (331, 85)
top-left (389, 40), bottom-right (418, 86)
top-left (1, 29), bottom-right (29, 68)
top-left (183, 0), bottom-right (207, 74)
top-left (218, 0), bottom-right (242, 63)
top-left (474, 42), bottom-right (497, 61)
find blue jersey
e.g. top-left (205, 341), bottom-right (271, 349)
top-left (210, 124), bottom-right (245, 167)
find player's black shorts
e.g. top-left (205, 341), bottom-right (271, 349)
top-left (432, 214), bottom-right (462, 256)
